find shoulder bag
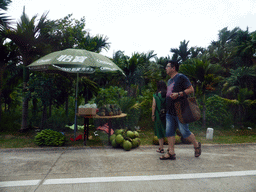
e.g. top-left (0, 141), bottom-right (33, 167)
top-left (174, 92), bottom-right (201, 124)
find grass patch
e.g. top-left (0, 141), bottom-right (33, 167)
top-left (0, 132), bottom-right (38, 148)
top-left (138, 127), bottom-right (155, 145)
top-left (191, 125), bottom-right (256, 144)
top-left (0, 124), bottom-right (256, 149)
top-left (198, 135), bottom-right (256, 144)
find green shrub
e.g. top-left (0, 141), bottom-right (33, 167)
top-left (117, 96), bottom-right (141, 130)
top-left (138, 88), bottom-right (155, 118)
top-left (34, 129), bottom-right (66, 146)
top-left (206, 95), bottom-right (233, 127)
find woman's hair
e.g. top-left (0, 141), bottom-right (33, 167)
top-left (157, 80), bottom-right (167, 97)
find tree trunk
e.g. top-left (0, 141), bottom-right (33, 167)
top-left (65, 96), bottom-right (69, 117)
top-left (49, 99), bottom-right (52, 117)
top-left (21, 95), bottom-right (29, 130)
top-left (0, 66), bottom-right (4, 124)
top-left (21, 80), bottom-right (29, 131)
top-left (40, 104), bottom-right (47, 129)
top-left (21, 66), bottom-right (30, 131)
top-left (0, 96), bottom-right (1, 123)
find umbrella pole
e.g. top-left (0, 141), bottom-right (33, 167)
top-left (74, 73), bottom-right (79, 141)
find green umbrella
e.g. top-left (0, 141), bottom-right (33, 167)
top-left (28, 48), bottom-right (125, 75)
top-left (28, 48), bottom-right (125, 139)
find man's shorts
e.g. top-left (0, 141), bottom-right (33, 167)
top-left (166, 113), bottom-right (191, 138)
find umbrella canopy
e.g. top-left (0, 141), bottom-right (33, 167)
top-left (28, 48), bottom-right (125, 75)
top-left (27, 48), bottom-right (125, 141)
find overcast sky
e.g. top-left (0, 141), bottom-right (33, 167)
top-left (4, 0), bottom-right (256, 58)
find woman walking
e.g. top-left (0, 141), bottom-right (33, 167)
top-left (152, 80), bottom-right (167, 153)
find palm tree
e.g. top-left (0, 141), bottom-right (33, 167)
top-left (154, 56), bottom-right (170, 80)
top-left (112, 50), bottom-right (157, 96)
top-left (0, 0), bottom-right (11, 10)
top-left (80, 34), bottom-right (110, 53)
top-left (0, 0), bottom-right (12, 26)
top-left (190, 47), bottom-right (206, 59)
top-left (0, 0), bottom-right (13, 123)
top-left (5, 7), bottom-right (50, 131)
top-left (234, 29), bottom-right (256, 67)
top-left (207, 27), bottom-right (240, 75)
top-left (170, 40), bottom-right (190, 63)
top-left (222, 66), bottom-right (256, 99)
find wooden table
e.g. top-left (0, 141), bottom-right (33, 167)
top-left (77, 113), bottom-right (127, 145)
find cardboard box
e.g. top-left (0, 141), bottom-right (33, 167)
top-left (78, 108), bottom-right (97, 116)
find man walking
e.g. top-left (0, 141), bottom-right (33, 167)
top-left (160, 60), bottom-right (201, 160)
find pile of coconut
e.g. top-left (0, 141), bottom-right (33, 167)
top-left (110, 129), bottom-right (140, 151)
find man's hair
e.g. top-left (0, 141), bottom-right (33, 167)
top-left (167, 60), bottom-right (179, 72)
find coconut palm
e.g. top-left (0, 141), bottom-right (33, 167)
top-left (0, 11), bottom-right (10, 28)
top-left (0, 0), bottom-right (12, 27)
top-left (222, 66), bottom-right (256, 97)
top-left (80, 34), bottom-right (110, 53)
top-left (115, 51), bottom-right (157, 96)
top-left (170, 40), bottom-right (190, 63)
top-left (234, 29), bottom-right (256, 67)
top-left (153, 56), bottom-right (170, 81)
top-left (0, 0), bottom-right (13, 123)
top-left (0, 0), bottom-right (11, 10)
top-left (207, 27), bottom-right (240, 75)
top-left (5, 7), bottom-right (51, 131)
top-left (190, 47), bottom-right (206, 59)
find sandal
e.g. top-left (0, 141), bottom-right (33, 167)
top-left (156, 148), bottom-right (164, 153)
top-left (160, 152), bottom-right (176, 160)
top-left (194, 142), bottom-right (201, 157)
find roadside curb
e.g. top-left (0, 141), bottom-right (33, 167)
top-left (1, 143), bottom-right (256, 152)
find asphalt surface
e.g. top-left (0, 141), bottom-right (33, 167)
top-left (0, 143), bottom-right (256, 192)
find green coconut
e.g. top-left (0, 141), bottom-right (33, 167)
top-left (131, 139), bottom-right (138, 148)
top-left (115, 129), bottom-right (124, 135)
top-left (175, 135), bottom-right (181, 144)
top-left (153, 136), bottom-right (159, 145)
top-left (134, 131), bottom-right (139, 138)
top-left (120, 139), bottom-right (125, 147)
top-left (134, 138), bottom-right (141, 146)
top-left (155, 136), bottom-right (181, 145)
top-left (126, 130), bottom-right (135, 139)
top-left (111, 139), bottom-right (118, 148)
top-left (110, 134), bottom-right (116, 141)
top-left (123, 140), bottom-right (132, 151)
top-left (115, 134), bottom-right (124, 144)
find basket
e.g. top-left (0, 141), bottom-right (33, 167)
top-left (78, 108), bottom-right (97, 116)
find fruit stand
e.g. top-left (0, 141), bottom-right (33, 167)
top-left (77, 113), bottom-right (127, 146)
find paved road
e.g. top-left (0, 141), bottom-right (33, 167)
top-left (0, 144), bottom-right (256, 192)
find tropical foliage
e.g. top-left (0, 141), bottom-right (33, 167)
top-left (1, 1), bottom-right (256, 134)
